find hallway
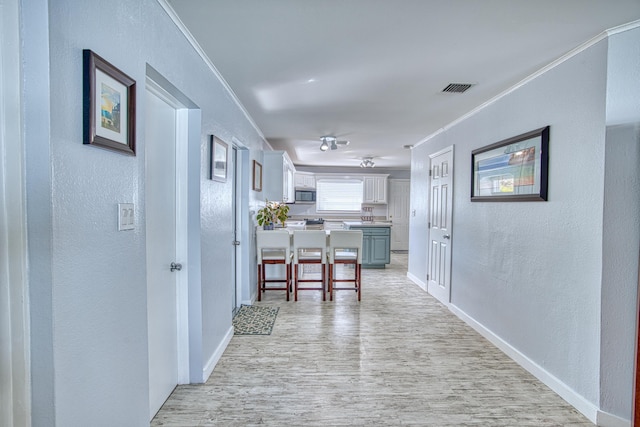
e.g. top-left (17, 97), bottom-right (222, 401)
top-left (152, 253), bottom-right (591, 426)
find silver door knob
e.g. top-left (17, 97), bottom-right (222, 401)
top-left (232, 240), bottom-right (241, 246)
top-left (443, 234), bottom-right (450, 239)
top-left (170, 262), bottom-right (182, 272)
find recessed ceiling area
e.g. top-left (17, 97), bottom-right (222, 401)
top-left (167, 0), bottom-right (640, 169)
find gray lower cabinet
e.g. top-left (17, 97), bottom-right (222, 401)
top-left (350, 226), bottom-right (390, 269)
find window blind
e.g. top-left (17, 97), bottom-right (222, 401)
top-left (316, 179), bottom-right (363, 211)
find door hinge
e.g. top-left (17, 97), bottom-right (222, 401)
top-left (429, 170), bottom-right (432, 177)
top-left (426, 274), bottom-right (430, 281)
top-left (428, 222), bottom-right (431, 228)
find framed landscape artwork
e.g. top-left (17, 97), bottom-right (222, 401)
top-left (83, 49), bottom-right (136, 155)
top-left (471, 126), bottom-right (549, 202)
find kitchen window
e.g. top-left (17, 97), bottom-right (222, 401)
top-left (316, 179), bottom-right (363, 212)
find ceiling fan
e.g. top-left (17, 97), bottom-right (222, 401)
top-left (319, 135), bottom-right (350, 151)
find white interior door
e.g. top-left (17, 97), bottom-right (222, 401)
top-left (145, 88), bottom-right (179, 419)
top-left (389, 179), bottom-right (410, 250)
top-left (427, 147), bottom-right (454, 305)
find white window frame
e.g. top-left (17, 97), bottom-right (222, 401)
top-left (316, 178), bottom-right (364, 213)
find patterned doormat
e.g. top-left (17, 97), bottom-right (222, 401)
top-left (232, 305), bottom-right (279, 335)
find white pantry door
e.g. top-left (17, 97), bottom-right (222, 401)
top-left (427, 147), bottom-right (454, 305)
top-left (145, 88), bottom-right (179, 419)
top-left (389, 179), bottom-right (410, 250)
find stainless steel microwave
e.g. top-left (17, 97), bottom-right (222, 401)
top-left (295, 188), bottom-right (316, 203)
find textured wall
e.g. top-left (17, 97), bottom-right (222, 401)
top-left (26, 0), bottom-right (268, 424)
top-left (23, 0), bottom-right (55, 424)
top-left (409, 39), bottom-right (609, 408)
top-left (600, 26), bottom-right (640, 419)
top-left (408, 146), bottom-right (430, 282)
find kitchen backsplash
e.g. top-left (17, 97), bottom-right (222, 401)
top-left (287, 202), bottom-right (388, 220)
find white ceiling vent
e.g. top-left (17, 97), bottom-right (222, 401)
top-left (442, 83), bottom-right (474, 93)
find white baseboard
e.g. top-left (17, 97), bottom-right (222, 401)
top-left (597, 410), bottom-right (631, 427)
top-left (202, 325), bottom-right (234, 382)
top-left (407, 272), bottom-right (427, 292)
top-left (448, 304), bottom-right (603, 425)
top-left (391, 270), bottom-right (631, 426)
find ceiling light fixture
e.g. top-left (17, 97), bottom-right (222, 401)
top-left (360, 157), bottom-right (375, 168)
top-left (319, 135), bottom-right (349, 151)
top-left (320, 136), bottom-right (335, 151)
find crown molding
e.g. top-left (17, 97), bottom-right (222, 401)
top-left (155, 0), bottom-right (267, 143)
top-left (414, 19), bottom-right (640, 149)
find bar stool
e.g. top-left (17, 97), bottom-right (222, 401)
top-left (327, 230), bottom-right (363, 301)
top-left (292, 230), bottom-right (327, 301)
top-left (256, 230), bottom-right (292, 301)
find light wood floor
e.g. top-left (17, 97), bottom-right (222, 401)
top-left (152, 253), bottom-right (592, 426)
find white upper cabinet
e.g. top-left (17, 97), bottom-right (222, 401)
top-left (294, 171), bottom-right (315, 189)
top-left (363, 175), bottom-right (388, 204)
top-left (263, 151), bottom-right (296, 203)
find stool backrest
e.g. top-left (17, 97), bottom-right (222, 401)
top-left (256, 230), bottom-right (291, 264)
top-left (292, 230), bottom-right (327, 264)
top-left (328, 230), bottom-right (363, 263)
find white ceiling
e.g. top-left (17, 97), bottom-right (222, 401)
top-left (166, 0), bottom-right (640, 169)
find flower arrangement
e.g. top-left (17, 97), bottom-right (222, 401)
top-left (256, 200), bottom-right (290, 228)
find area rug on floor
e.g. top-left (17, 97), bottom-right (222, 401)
top-left (233, 305), bottom-right (279, 335)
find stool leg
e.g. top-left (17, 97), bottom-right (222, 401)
top-left (257, 264), bottom-right (262, 302)
top-left (286, 263), bottom-right (290, 301)
top-left (329, 264), bottom-right (333, 301)
top-left (294, 263), bottom-right (298, 301)
top-left (357, 263), bottom-right (361, 302)
top-left (322, 263), bottom-right (326, 301)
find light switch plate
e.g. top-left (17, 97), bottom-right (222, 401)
top-left (118, 203), bottom-right (135, 231)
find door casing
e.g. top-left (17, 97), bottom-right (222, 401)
top-left (389, 179), bottom-right (410, 251)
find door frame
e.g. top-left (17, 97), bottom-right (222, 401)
top-left (427, 145), bottom-right (454, 305)
top-left (145, 78), bottom-right (190, 384)
top-left (231, 146), bottom-right (241, 315)
top-left (231, 140), bottom-right (251, 306)
top-left (0, 0), bottom-right (31, 424)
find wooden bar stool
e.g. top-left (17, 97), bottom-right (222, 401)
top-left (256, 230), bottom-right (292, 301)
top-left (327, 230), bottom-right (363, 301)
top-left (292, 230), bottom-right (327, 301)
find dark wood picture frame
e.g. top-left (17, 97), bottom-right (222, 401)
top-left (209, 136), bottom-right (228, 182)
top-left (252, 160), bottom-right (262, 191)
top-left (471, 126), bottom-right (549, 202)
top-left (83, 49), bottom-right (136, 155)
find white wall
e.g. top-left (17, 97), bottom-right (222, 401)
top-left (408, 152), bottom-right (429, 284)
top-left (22, 0), bottom-right (55, 424)
top-left (409, 32), bottom-right (626, 421)
top-left (1, 0), bottom-right (31, 425)
top-left (601, 124), bottom-right (640, 419)
top-left (599, 26), bottom-right (640, 419)
top-left (23, 0), bottom-right (269, 424)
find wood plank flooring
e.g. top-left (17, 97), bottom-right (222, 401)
top-left (152, 253), bottom-right (592, 426)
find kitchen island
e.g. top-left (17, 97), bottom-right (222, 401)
top-left (343, 221), bottom-right (391, 269)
